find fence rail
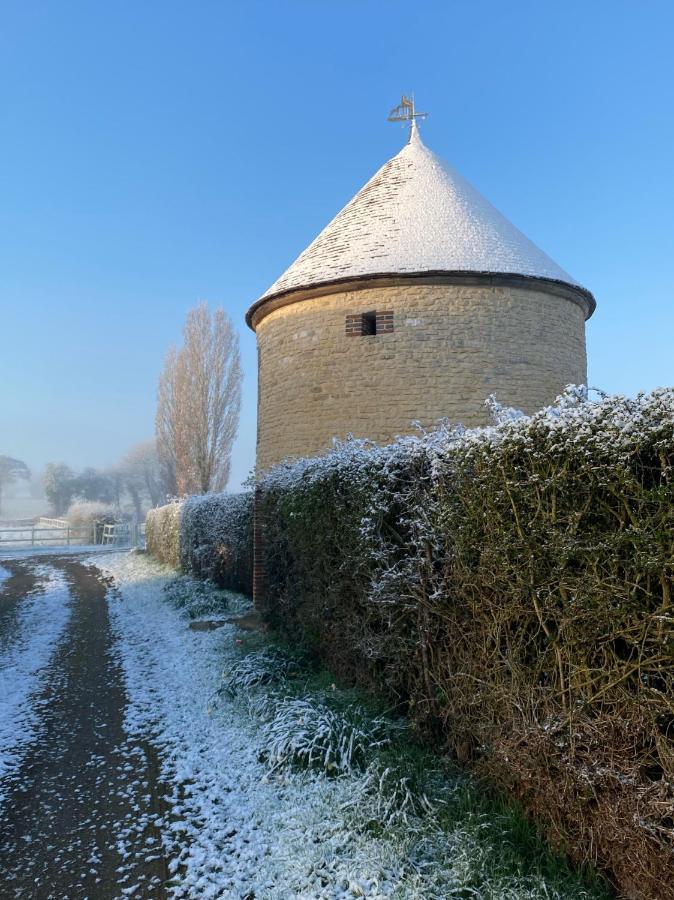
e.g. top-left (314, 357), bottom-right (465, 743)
top-left (0, 526), bottom-right (92, 547)
top-left (37, 516), bottom-right (70, 529)
top-left (0, 521), bottom-right (142, 553)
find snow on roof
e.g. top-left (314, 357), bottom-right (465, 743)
top-left (259, 121), bottom-right (588, 303)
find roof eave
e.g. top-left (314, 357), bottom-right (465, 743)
top-left (245, 270), bottom-right (596, 331)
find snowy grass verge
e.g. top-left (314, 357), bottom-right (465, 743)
top-left (95, 551), bottom-right (610, 899)
top-left (219, 644), bottom-right (612, 898)
top-left (0, 566), bottom-right (71, 806)
top-left (163, 575), bottom-right (234, 620)
top-left (256, 696), bottom-right (394, 775)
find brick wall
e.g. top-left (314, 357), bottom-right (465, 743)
top-left (253, 486), bottom-right (265, 606)
top-left (254, 281), bottom-right (588, 473)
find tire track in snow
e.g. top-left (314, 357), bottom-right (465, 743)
top-left (0, 564), bottom-right (71, 806)
top-left (97, 552), bottom-right (427, 899)
top-left (0, 557), bottom-right (170, 898)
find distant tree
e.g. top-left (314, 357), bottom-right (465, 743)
top-left (0, 455), bottom-right (30, 516)
top-left (106, 468), bottom-right (124, 508)
top-left (117, 440), bottom-right (171, 519)
top-left (43, 463), bottom-right (77, 516)
top-left (28, 472), bottom-right (46, 500)
top-left (73, 467), bottom-right (117, 504)
top-left (156, 303), bottom-right (242, 495)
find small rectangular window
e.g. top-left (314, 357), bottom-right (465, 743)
top-left (345, 310), bottom-right (394, 337)
top-left (362, 311), bottom-right (377, 335)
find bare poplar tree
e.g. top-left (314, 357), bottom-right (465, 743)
top-left (156, 347), bottom-right (180, 496)
top-left (155, 303), bottom-right (242, 495)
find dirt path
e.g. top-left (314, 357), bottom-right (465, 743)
top-left (0, 556), bottom-right (170, 899)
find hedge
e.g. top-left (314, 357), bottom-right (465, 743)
top-left (146, 388), bottom-right (674, 897)
top-left (146, 499), bottom-right (182, 569)
top-left (145, 491), bottom-right (253, 595)
top-left (181, 491), bottom-right (253, 595)
top-left (257, 387), bottom-right (674, 899)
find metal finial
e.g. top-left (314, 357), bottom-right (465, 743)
top-left (387, 94), bottom-right (428, 126)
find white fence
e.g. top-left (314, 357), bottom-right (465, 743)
top-left (0, 520), bottom-right (143, 554)
top-left (37, 516), bottom-right (70, 529)
top-left (101, 523), bottom-right (136, 545)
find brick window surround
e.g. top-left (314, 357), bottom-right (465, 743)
top-left (345, 310), bottom-right (394, 337)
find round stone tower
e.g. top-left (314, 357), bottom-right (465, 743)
top-left (247, 119), bottom-right (595, 474)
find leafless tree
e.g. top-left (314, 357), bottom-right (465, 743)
top-left (156, 347), bottom-right (180, 497)
top-left (155, 303), bottom-right (242, 495)
top-left (117, 439), bottom-right (172, 517)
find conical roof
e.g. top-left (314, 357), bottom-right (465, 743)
top-left (250, 122), bottom-right (593, 322)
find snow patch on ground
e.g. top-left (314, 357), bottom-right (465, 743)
top-left (93, 551), bottom-right (602, 900)
top-left (94, 553), bottom-right (434, 898)
top-left (0, 566), bottom-right (10, 585)
top-left (0, 566), bottom-right (71, 806)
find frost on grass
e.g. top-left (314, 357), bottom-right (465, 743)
top-left (163, 575), bottom-right (234, 620)
top-left (342, 762), bottom-right (439, 829)
top-left (221, 646), bottom-right (304, 697)
top-left (258, 697), bottom-right (394, 775)
top-left (223, 649), bottom-right (401, 777)
top-left (93, 551), bottom-right (607, 900)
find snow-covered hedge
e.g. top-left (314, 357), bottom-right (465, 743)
top-left (143, 388), bottom-right (673, 896)
top-left (258, 387), bottom-right (674, 900)
top-left (145, 500), bottom-right (182, 569)
top-left (145, 491), bottom-right (253, 594)
top-left (180, 491), bottom-right (253, 595)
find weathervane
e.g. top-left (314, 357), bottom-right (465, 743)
top-left (387, 94), bottom-right (428, 128)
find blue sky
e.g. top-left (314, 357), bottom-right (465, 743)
top-left (1, 1), bottom-right (672, 489)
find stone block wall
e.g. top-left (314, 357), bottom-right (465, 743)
top-left (254, 281), bottom-right (588, 472)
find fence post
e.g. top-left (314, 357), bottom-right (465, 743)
top-left (67, 527), bottom-right (71, 548)
top-left (31, 527), bottom-right (35, 547)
